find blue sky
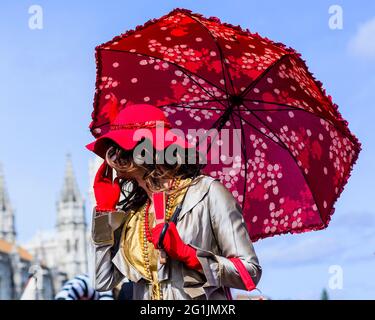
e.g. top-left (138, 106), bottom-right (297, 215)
top-left (0, 0), bottom-right (374, 299)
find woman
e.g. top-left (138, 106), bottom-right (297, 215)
top-left (86, 103), bottom-right (262, 300)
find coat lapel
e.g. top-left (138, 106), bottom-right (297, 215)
top-left (112, 211), bottom-right (144, 283)
top-left (177, 175), bottom-right (218, 222)
top-left (158, 175), bottom-right (217, 282)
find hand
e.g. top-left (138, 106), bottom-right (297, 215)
top-left (93, 161), bottom-right (121, 212)
top-left (151, 222), bottom-right (202, 271)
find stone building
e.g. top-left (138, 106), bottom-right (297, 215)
top-left (0, 164), bottom-right (55, 299)
top-left (0, 155), bottom-right (90, 299)
top-left (25, 154), bottom-right (89, 281)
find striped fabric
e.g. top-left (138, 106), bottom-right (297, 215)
top-left (55, 274), bottom-right (113, 300)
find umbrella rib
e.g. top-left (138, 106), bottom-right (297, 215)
top-left (186, 14), bottom-right (236, 95)
top-left (240, 99), bottom-right (359, 147)
top-left (237, 52), bottom-right (359, 151)
top-left (236, 104), bottom-right (249, 211)
top-left (229, 108), bottom-right (248, 211)
top-left (239, 54), bottom-right (291, 98)
top-left (230, 110), bottom-right (288, 151)
top-left (195, 109), bottom-right (243, 177)
top-left (160, 100), bottom-right (227, 111)
top-left (102, 48), bottom-right (227, 95)
top-left (239, 107), bottom-right (294, 112)
top-left (105, 51), bottom-right (228, 109)
top-left (244, 98), bottom-right (335, 119)
top-left (93, 102), bottom-right (227, 131)
top-left (240, 99), bottom-right (336, 123)
top-left (242, 99), bottom-right (297, 110)
top-left (103, 48), bottom-right (230, 111)
top-left (195, 101), bottom-right (247, 158)
top-left (248, 109), bottom-right (326, 228)
top-left (168, 69), bottom-right (229, 110)
top-left (238, 54), bottom-right (356, 148)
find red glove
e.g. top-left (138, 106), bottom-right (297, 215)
top-left (93, 162), bottom-right (121, 212)
top-left (151, 222), bottom-right (202, 271)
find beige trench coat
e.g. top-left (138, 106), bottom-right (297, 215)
top-left (91, 174), bottom-right (262, 300)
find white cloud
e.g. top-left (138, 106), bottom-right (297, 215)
top-left (348, 17), bottom-right (375, 59)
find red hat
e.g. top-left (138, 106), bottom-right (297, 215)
top-left (86, 103), bottom-right (194, 159)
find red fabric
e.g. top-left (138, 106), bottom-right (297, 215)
top-left (153, 192), bottom-right (166, 221)
top-left (93, 162), bottom-right (121, 212)
top-left (106, 93), bottom-right (120, 124)
top-left (229, 257), bottom-right (256, 291)
top-left (88, 8), bottom-right (361, 241)
top-left (86, 103), bottom-right (194, 158)
top-left (151, 222), bottom-right (202, 270)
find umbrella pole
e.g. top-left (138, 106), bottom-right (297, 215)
top-left (157, 103), bottom-right (237, 252)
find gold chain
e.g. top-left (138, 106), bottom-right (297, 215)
top-left (140, 200), bottom-right (163, 300)
top-left (140, 201), bottom-right (153, 278)
top-left (164, 176), bottom-right (182, 221)
top-left (140, 176), bottom-right (185, 300)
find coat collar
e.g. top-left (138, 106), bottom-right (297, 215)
top-left (177, 174), bottom-right (217, 222)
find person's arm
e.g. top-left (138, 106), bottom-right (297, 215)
top-left (91, 161), bottom-right (125, 291)
top-left (91, 208), bottom-right (126, 291)
top-left (192, 180), bottom-right (262, 291)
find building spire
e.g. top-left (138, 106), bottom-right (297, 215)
top-left (60, 154), bottom-right (81, 203)
top-left (0, 163), bottom-right (11, 211)
top-left (0, 163), bottom-right (16, 242)
top-left (56, 154), bottom-right (87, 278)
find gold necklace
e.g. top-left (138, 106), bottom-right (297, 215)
top-left (165, 176), bottom-right (193, 220)
top-left (140, 199), bottom-right (163, 300)
top-left (165, 176), bottom-right (182, 221)
top-left (139, 176), bottom-right (187, 300)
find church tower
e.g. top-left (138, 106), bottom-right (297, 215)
top-left (56, 154), bottom-right (88, 279)
top-left (0, 164), bottom-right (16, 243)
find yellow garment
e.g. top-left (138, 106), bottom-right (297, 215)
top-left (122, 178), bottom-right (192, 300)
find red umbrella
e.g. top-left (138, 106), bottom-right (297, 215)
top-left (89, 8), bottom-right (361, 241)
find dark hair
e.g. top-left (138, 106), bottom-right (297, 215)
top-left (105, 139), bottom-right (204, 213)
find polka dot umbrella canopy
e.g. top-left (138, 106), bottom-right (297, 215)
top-left (89, 8), bottom-right (361, 241)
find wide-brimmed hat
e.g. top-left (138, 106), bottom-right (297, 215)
top-left (86, 103), bottom-right (194, 159)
